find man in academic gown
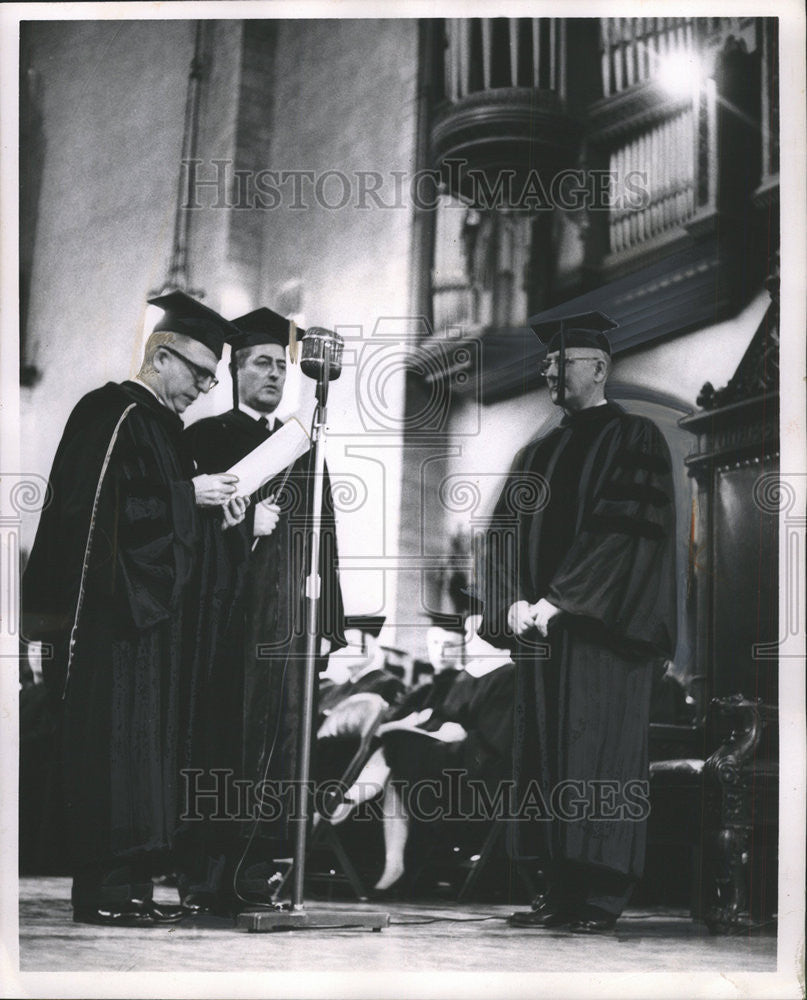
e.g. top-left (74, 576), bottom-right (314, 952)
top-left (480, 311), bottom-right (677, 933)
top-left (183, 307), bottom-right (345, 909)
top-left (22, 291), bottom-right (249, 926)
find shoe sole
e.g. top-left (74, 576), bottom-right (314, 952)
top-left (73, 914), bottom-right (158, 928)
top-left (508, 917), bottom-right (573, 928)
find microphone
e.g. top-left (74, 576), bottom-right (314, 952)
top-left (300, 327), bottom-right (344, 383)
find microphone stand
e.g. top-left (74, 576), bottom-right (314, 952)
top-left (237, 344), bottom-right (389, 933)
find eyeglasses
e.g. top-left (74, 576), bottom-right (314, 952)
top-left (160, 345), bottom-right (219, 390)
top-left (539, 356), bottom-right (603, 377)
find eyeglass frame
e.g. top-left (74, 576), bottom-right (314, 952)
top-left (158, 345), bottom-right (219, 390)
top-left (538, 355), bottom-right (606, 377)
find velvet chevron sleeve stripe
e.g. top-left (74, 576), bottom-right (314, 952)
top-left (546, 415), bottom-right (677, 658)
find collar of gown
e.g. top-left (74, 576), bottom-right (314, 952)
top-left (238, 401), bottom-right (277, 429)
top-left (560, 399), bottom-right (616, 428)
top-left (463, 654), bottom-right (513, 677)
top-left (121, 380), bottom-right (183, 432)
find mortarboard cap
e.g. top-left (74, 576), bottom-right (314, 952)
top-left (344, 615), bottom-right (386, 639)
top-left (530, 310), bottom-right (618, 356)
top-left (148, 290), bottom-right (239, 361)
top-left (231, 307), bottom-right (300, 353)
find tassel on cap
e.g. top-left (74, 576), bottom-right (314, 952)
top-left (289, 320), bottom-right (299, 365)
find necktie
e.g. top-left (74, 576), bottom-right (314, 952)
top-left (257, 416), bottom-right (270, 432)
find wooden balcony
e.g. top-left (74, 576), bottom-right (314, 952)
top-left (431, 18), bottom-right (578, 201)
top-left (431, 88), bottom-right (578, 203)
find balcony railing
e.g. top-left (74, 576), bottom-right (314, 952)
top-left (443, 18), bottom-right (566, 101)
top-left (760, 18), bottom-right (779, 182)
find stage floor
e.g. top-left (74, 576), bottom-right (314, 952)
top-left (16, 876), bottom-right (776, 975)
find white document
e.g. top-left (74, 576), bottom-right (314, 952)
top-left (224, 417), bottom-right (312, 496)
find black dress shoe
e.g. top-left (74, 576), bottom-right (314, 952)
top-left (73, 897), bottom-right (190, 927)
top-left (145, 901), bottom-right (191, 923)
top-left (508, 904), bottom-right (573, 928)
top-left (72, 900), bottom-right (153, 927)
top-left (73, 905), bottom-right (155, 928)
top-left (569, 915), bottom-right (617, 934)
top-left (180, 890), bottom-right (219, 915)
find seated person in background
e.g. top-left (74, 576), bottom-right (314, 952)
top-left (411, 659), bottom-right (434, 690)
top-left (318, 616), bottom-right (405, 718)
top-left (330, 611), bottom-right (515, 895)
top-left (385, 613), bottom-right (467, 722)
top-left (385, 662), bottom-right (406, 683)
top-left (320, 607), bottom-right (472, 805)
top-left (380, 642), bottom-right (410, 685)
top-left (316, 616), bottom-right (405, 791)
top-left (315, 613), bottom-right (465, 811)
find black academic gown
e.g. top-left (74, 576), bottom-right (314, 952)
top-left (184, 407), bottom-right (345, 850)
top-left (479, 402), bottom-right (676, 883)
top-left (22, 381), bottom-right (227, 876)
top-left (386, 667), bottom-right (460, 722)
top-left (381, 662), bottom-right (516, 821)
top-left (315, 667), bottom-right (407, 788)
top-left (318, 667), bottom-right (406, 719)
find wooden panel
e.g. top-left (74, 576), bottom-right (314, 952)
top-left (712, 463), bottom-right (778, 702)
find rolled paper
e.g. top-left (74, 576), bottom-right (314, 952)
top-left (225, 415), bottom-right (312, 496)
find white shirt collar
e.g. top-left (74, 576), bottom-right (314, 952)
top-left (132, 376), bottom-right (163, 403)
top-left (463, 654), bottom-right (513, 677)
top-left (239, 402), bottom-right (277, 429)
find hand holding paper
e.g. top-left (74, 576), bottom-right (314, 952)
top-left (221, 494), bottom-right (250, 530)
top-left (253, 499), bottom-right (280, 537)
top-left (224, 378), bottom-right (319, 497)
top-left (193, 473), bottom-right (239, 506)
